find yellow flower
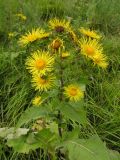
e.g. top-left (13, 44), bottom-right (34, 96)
top-left (16, 13), bottom-right (27, 21)
top-left (61, 52), bottom-right (70, 58)
top-left (32, 96), bottom-right (43, 106)
top-left (8, 32), bottom-right (15, 39)
top-left (19, 28), bottom-right (50, 46)
top-left (80, 38), bottom-right (103, 59)
top-left (25, 50), bottom-right (54, 75)
top-left (64, 84), bottom-right (84, 101)
top-left (49, 18), bottom-right (71, 33)
top-left (79, 28), bottom-right (101, 39)
top-left (92, 53), bottom-right (108, 69)
top-left (49, 37), bottom-right (64, 50)
top-left (32, 74), bottom-right (55, 91)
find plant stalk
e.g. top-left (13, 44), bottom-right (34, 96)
top-left (58, 50), bottom-right (64, 138)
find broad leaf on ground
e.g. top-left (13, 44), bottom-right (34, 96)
top-left (62, 135), bottom-right (110, 160)
top-left (7, 129), bottom-right (58, 154)
top-left (0, 127), bottom-right (29, 139)
top-left (7, 132), bottom-right (40, 153)
top-left (108, 150), bottom-right (120, 160)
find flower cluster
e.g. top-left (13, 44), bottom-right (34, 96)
top-left (18, 18), bottom-right (108, 106)
top-left (16, 13), bottom-right (27, 21)
top-left (25, 50), bottom-right (55, 105)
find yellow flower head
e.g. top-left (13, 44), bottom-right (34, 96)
top-left (92, 53), bottom-right (108, 69)
top-left (80, 38), bottom-right (103, 59)
top-left (8, 32), bottom-right (15, 39)
top-left (32, 96), bottom-right (43, 106)
top-left (16, 13), bottom-right (27, 21)
top-left (79, 28), bottom-right (101, 39)
top-left (25, 50), bottom-right (54, 75)
top-left (61, 51), bottom-right (70, 58)
top-left (32, 74), bottom-right (55, 91)
top-left (19, 28), bottom-right (50, 46)
top-left (49, 18), bottom-right (71, 33)
top-left (64, 84), bottom-right (84, 102)
top-left (49, 37), bottom-right (64, 52)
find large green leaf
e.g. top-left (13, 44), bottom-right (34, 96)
top-left (7, 132), bottom-right (40, 153)
top-left (60, 102), bottom-right (87, 125)
top-left (63, 135), bottom-right (110, 160)
top-left (35, 129), bottom-right (58, 148)
top-left (7, 129), bottom-right (58, 154)
top-left (16, 106), bottom-right (48, 128)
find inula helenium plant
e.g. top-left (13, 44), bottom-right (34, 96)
top-left (1, 15), bottom-right (114, 160)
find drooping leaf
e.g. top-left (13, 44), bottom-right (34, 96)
top-left (62, 135), bottom-right (110, 160)
top-left (16, 106), bottom-right (48, 128)
top-left (60, 102), bottom-right (87, 125)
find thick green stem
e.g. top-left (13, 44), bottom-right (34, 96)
top-left (58, 50), bottom-right (64, 138)
top-left (58, 110), bottom-right (62, 137)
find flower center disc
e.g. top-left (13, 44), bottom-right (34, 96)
top-left (69, 88), bottom-right (77, 96)
top-left (52, 40), bottom-right (61, 49)
top-left (36, 59), bottom-right (46, 69)
top-left (86, 46), bottom-right (95, 56)
top-left (39, 77), bottom-right (47, 84)
top-left (55, 26), bottom-right (64, 32)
